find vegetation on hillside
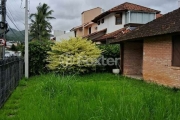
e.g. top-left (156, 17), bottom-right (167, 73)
top-left (5, 28), bottom-right (24, 42)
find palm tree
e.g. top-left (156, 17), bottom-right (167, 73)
top-left (30, 3), bottom-right (55, 40)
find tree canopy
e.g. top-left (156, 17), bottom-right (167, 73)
top-left (30, 3), bottom-right (55, 40)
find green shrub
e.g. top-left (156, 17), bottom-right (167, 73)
top-left (10, 44), bottom-right (18, 51)
top-left (98, 44), bottom-right (120, 58)
top-left (47, 37), bottom-right (101, 75)
top-left (22, 40), bottom-right (53, 76)
top-left (98, 44), bottom-right (120, 72)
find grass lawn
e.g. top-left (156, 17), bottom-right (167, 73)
top-left (0, 73), bottom-right (180, 120)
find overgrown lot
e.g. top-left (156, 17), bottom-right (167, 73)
top-left (0, 73), bottom-right (180, 120)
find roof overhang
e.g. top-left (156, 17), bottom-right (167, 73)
top-left (124, 23), bottom-right (144, 27)
top-left (84, 22), bottom-right (94, 28)
top-left (95, 27), bottom-right (131, 43)
top-left (83, 29), bottom-right (107, 41)
top-left (110, 32), bottom-right (180, 44)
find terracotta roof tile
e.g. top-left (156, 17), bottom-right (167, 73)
top-left (110, 8), bottom-right (180, 43)
top-left (70, 22), bottom-right (92, 31)
top-left (95, 28), bottom-right (131, 41)
top-left (92, 2), bottom-right (160, 22)
top-left (156, 13), bottom-right (163, 18)
top-left (110, 2), bottom-right (160, 13)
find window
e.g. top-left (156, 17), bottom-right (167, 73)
top-left (74, 31), bottom-right (77, 37)
top-left (79, 28), bottom-right (82, 31)
top-left (89, 27), bottom-right (91, 34)
top-left (115, 13), bottom-right (122, 25)
top-left (98, 21), bottom-right (100, 25)
top-left (101, 19), bottom-right (104, 23)
top-left (172, 36), bottom-right (180, 67)
top-left (129, 12), bottom-right (156, 24)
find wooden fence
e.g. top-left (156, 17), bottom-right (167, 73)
top-left (0, 57), bottom-right (24, 108)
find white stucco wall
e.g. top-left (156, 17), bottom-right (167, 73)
top-left (56, 31), bottom-right (75, 42)
top-left (54, 30), bottom-right (65, 37)
top-left (97, 11), bottom-right (156, 34)
top-left (97, 12), bottom-right (126, 33)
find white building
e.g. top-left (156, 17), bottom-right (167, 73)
top-left (56, 31), bottom-right (75, 42)
top-left (54, 30), bottom-right (75, 42)
top-left (97, 11), bottom-right (156, 34)
top-left (6, 41), bottom-right (18, 48)
top-left (54, 30), bottom-right (65, 38)
top-left (86, 2), bottom-right (161, 43)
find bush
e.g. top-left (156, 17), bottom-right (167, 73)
top-left (98, 44), bottom-right (120, 58)
top-left (47, 37), bottom-right (101, 75)
top-left (97, 44), bottom-right (120, 72)
top-left (10, 44), bottom-right (18, 51)
top-left (22, 40), bottom-right (53, 76)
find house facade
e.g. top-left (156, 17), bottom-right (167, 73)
top-left (87, 2), bottom-right (160, 43)
top-left (110, 8), bottom-right (180, 88)
top-left (71, 7), bottom-right (102, 37)
top-left (94, 11), bottom-right (157, 34)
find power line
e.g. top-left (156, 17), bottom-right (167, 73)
top-left (7, 6), bottom-right (24, 23)
top-left (6, 2), bottom-right (24, 23)
top-left (7, 7), bottom-right (19, 27)
top-left (28, 0), bottom-right (30, 14)
top-left (6, 13), bottom-right (24, 37)
top-left (20, 0), bottom-right (23, 9)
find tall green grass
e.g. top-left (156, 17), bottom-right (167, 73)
top-left (0, 73), bottom-right (180, 120)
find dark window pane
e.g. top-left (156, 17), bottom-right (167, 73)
top-left (172, 36), bottom-right (180, 67)
top-left (115, 13), bottom-right (122, 25)
top-left (89, 27), bottom-right (91, 34)
top-left (98, 21), bottom-right (100, 25)
top-left (101, 19), bottom-right (104, 23)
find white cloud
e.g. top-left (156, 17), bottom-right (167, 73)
top-left (5, 0), bottom-right (179, 31)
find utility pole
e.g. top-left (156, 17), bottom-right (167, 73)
top-left (1, 0), bottom-right (6, 33)
top-left (25, 0), bottom-right (29, 78)
top-left (0, 0), bottom-right (7, 59)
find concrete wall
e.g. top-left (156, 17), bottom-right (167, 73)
top-left (84, 23), bottom-right (98, 36)
top-left (91, 23), bottom-right (98, 33)
top-left (54, 30), bottom-right (65, 37)
top-left (56, 31), bottom-right (75, 42)
top-left (76, 29), bottom-right (83, 37)
top-left (143, 35), bottom-right (180, 88)
top-left (98, 12), bottom-right (126, 34)
top-left (123, 41), bottom-right (143, 75)
top-left (82, 7), bottom-right (102, 24)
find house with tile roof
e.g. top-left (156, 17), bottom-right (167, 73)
top-left (85, 2), bottom-right (161, 43)
top-left (110, 8), bottom-right (180, 88)
top-left (70, 7), bottom-right (103, 37)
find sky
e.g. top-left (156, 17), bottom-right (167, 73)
top-left (6, 0), bottom-right (180, 32)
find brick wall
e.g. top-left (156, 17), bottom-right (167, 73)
top-left (123, 41), bottom-right (143, 75)
top-left (143, 35), bottom-right (180, 88)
